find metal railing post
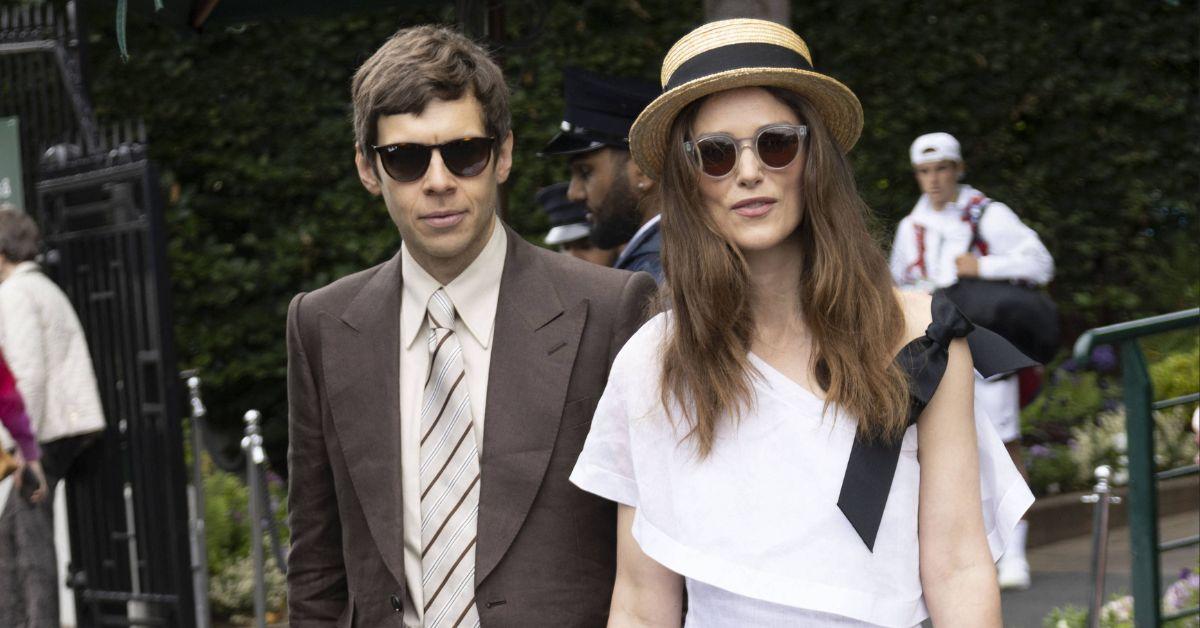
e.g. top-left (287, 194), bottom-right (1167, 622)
top-left (241, 410), bottom-right (267, 628)
top-left (1073, 307), bottom-right (1199, 627)
top-left (1082, 465), bottom-right (1121, 628)
top-left (184, 374), bottom-right (212, 628)
top-left (1118, 340), bottom-right (1160, 627)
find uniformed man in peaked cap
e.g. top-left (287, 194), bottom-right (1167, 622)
top-left (535, 181), bottom-right (618, 267)
top-left (541, 67), bottom-right (663, 282)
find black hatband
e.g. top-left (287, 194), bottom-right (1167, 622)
top-left (665, 42), bottom-right (814, 91)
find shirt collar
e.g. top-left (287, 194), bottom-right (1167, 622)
top-left (616, 213), bottom-right (661, 265)
top-left (401, 217), bottom-right (507, 350)
top-left (914, 184), bottom-right (974, 216)
top-left (2, 261), bottom-right (40, 283)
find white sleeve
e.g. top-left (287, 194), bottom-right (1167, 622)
top-left (889, 217), bottom-right (916, 286)
top-left (0, 284), bottom-right (48, 429)
top-left (569, 352), bottom-right (640, 507)
top-left (975, 203), bottom-right (1055, 285)
top-left (972, 397), bottom-right (1035, 561)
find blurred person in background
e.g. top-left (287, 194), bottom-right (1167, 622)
top-left (536, 181), bottom-right (618, 266)
top-left (0, 209), bottom-right (106, 627)
top-left (541, 68), bottom-right (665, 282)
top-left (890, 131), bottom-right (1055, 590)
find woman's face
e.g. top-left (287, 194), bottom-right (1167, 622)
top-left (691, 87), bottom-right (806, 254)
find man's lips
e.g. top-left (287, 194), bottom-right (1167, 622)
top-left (420, 210), bottom-right (467, 229)
top-left (731, 197), bottom-right (777, 218)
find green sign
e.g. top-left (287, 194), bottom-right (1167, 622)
top-left (0, 117), bottom-right (24, 211)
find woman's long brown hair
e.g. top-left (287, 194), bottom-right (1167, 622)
top-left (656, 87), bottom-right (911, 457)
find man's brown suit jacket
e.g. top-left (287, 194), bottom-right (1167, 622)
top-left (286, 225), bottom-right (657, 627)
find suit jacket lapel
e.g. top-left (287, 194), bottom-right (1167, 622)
top-left (476, 229), bottom-right (588, 584)
top-left (321, 254), bottom-right (407, 590)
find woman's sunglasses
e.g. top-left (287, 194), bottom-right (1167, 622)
top-left (371, 137), bottom-right (496, 183)
top-left (684, 124), bottom-right (808, 179)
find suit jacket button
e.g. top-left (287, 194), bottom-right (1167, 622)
top-left (390, 594), bottom-right (403, 613)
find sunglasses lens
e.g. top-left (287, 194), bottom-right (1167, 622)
top-left (441, 138), bottom-right (494, 177)
top-left (697, 137), bottom-right (737, 177)
top-left (757, 128), bottom-right (801, 168)
top-left (379, 145), bottom-right (431, 182)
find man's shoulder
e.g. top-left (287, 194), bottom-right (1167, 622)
top-left (894, 212), bottom-right (919, 230)
top-left (292, 256), bottom-right (397, 319)
top-left (524, 239), bottom-right (642, 297)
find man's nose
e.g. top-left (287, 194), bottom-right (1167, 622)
top-left (423, 149), bottom-right (456, 195)
top-left (567, 176), bottom-right (586, 203)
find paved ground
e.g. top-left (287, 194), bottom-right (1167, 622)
top-left (1000, 510), bottom-right (1200, 627)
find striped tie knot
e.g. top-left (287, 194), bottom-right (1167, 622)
top-left (427, 288), bottom-right (456, 330)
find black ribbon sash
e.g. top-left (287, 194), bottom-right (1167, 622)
top-left (664, 42), bottom-right (815, 91)
top-left (836, 292), bottom-right (1037, 551)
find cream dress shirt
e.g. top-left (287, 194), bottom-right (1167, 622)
top-left (399, 220), bottom-right (506, 625)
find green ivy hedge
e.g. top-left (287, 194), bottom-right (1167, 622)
top-left (82, 1), bottom-right (1198, 466)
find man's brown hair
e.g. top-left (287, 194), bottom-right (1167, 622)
top-left (352, 25), bottom-right (510, 159)
top-left (0, 210), bottom-right (40, 263)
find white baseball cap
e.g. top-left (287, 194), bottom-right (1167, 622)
top-left (909, 132), bottom-right (962, 166)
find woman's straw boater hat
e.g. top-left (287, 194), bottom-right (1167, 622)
top-left (630, 19), bottom-right (863, 179)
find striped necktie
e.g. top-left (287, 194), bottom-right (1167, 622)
top-left (418, 288), bottom-right (481, 627)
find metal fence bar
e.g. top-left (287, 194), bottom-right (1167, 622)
top-left (1152, 393), bottom-right (1200, 410)
top-left (1073, 308), bottom-right (1199, 627)
top-left (1073, 309), bottom-right (1200, 355)
top-left (183, 373), bottom-right (212, 628)
top-left (1118, 339), bottom-right (1161, 627)
top-left (1156, 465), bottom-right (1200, 481)
top-left (1162, 607), bottom-right (1200, 623)
top-left (242, 410), bottom-right (268, 628)
top-left (1158, 535), bottom-right (1200, 552)
top-left (1082, 465), bottom-right (1120, 628)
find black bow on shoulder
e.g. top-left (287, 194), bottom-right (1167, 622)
top-left (836, 292), bottom-right (1036, 551)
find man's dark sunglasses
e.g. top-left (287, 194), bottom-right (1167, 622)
top-left (371, 137), bottom-right (496, 183)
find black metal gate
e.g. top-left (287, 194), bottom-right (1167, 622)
top-left (36, 153), bottom-right (196, 627)
top-left (2, 3), bottom-right (198, 626)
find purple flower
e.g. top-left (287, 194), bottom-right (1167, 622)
top-left (1030, 444), bottom-right (1052, 459)
top-left (1060, 358), bottom-right (1080, 374)
top-left (1091, 345), bottom-right (1118, 373)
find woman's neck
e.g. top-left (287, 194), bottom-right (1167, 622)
top-left (744, 236), bottom-right (806, 342)
top-left (0, 259), bottom-right (15, 282)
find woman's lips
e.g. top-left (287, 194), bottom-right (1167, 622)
top-left (421, 210), bottom-right (467, 229)
top-left (731, 197), bottom-right (776, 218)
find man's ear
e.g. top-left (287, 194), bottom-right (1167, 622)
top-left (494, 131), bottom-right (514, 185)
top-left (355, 145), bottom-right (382, 196)
top-left (955, 160), bottom-right (967, 181)
top-left (627, 158), bottom-right (655, 196)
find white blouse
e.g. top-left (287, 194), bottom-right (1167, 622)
top-left (570, 314), bottom-right (1033, 627)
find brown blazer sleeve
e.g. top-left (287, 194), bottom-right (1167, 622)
top-left (608, 271), bottom-right (658, 367)
top-left (286, 292), bottom-right (349, 625)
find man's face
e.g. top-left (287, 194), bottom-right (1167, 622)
top-left (568, 148), bottom-right (642, 249)
top-left (355, 95), bottom-right (512, 276)
top-left (913, 159), bottom-right (963, 208)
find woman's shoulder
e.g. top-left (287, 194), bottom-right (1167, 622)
top-left (893, 289), bottom-right (933, 348)
top-left (611, 310), bottom-right (673, 373)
